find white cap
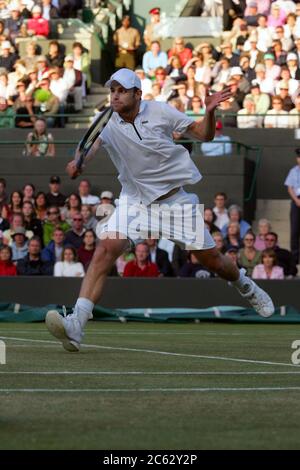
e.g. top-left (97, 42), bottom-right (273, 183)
top-left (32, 5), bottom-right (42, 13)
top-left (1, 41), bottom-right (11, 50)
top-left (287, 52), bottom-right (298, 61)
top-left (105, 68), bottom-right (142, 90)
top-left (230, 66), bottom-right (243, 76)
top-left (64, 55), bottom-right (74, 62)
top-left (100, 190), bottom-right (113, 200)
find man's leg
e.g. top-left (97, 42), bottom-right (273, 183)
top-left (46, 236), bottom-right (129, 351)
top-left (192, 247), bottom-right (274, 317)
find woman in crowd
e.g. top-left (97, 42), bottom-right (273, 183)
top-left (54, 246), bottom-right (85, 277)
top-left (223, 221), bottom-right (243, 251)
top-left (34, 191), bottom-right (48, 221)
top-left (81, 204), bottom-right (97, 231)
top-left (238, 231), bottom-right (261, 277)
top-left (183, 53), bottom-right (211, 85)
top-left (25, 118), bottom-right (55, 157)
top-left (61, 193), bottom-right (82, 225)
top-left (186, 95), bottom-right (205, 118)
top-left (165, 55), bottom-right (186, 82)
top-left (77, 229), bottom-right (97, 271)
top-left (222, 205), bottom-right (251, 239)
top-left (22, 183), bottom-right (35, 204)
top-left (22, 200), bottom-right (43, 243)
top-left (72, 41), bottom-right (91, 92)
top-left (212, 231), bottom-right (226, 254)
top-left (254, 218), bottom-right (271, 251)
top-left (8, 191), bottom-right (23, 218)
top-left (0, 246), bottom-right (17, 276)
top-left (252, 248), bottom-right (284, 279)
top-left (204, 207), bottom-right (220, 234)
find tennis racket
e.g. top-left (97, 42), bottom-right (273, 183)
top-left (73, 106), bottom-right (113, 177)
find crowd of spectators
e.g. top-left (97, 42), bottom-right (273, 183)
top-left (0, 1), bottom-right (88, 128)
top-left (117, 2), bottom-right (300, 128)
top-left (0, 176), bottom-right (297, 279)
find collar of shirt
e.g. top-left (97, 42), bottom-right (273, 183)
top-left (115, 101), bottom-right (146, 124)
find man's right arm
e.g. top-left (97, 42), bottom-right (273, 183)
top-left (66, 137), bottom-right (103, 179)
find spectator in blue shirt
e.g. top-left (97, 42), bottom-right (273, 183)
top-left (201, 120), bottom-right (232, 157)
top-left (142, 40), bottom-right (168, 78)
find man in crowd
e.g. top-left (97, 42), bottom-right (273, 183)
top-left (17, 237), bottom-right (53, 275)
top-left (113, 15), bottom-right (141, 70)
top-left (284, 148), bottom-right (300, 264)
top-left (46, 175), bottom-right (66, 207)
top-left (123, 242), bottom-right (160, 277)
top-left (146, 238), bottom-right (173, 276)
top-left (264, 232), bottom-right (297, 277)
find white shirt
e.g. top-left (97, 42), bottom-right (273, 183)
top-left (141, 77), bottom-right (153, 98)
top-left (62, 69), bottom-right (76, 90)
top-left (50, 78), bottom-right (69, 102)
top-left (213, 207), bottom-right (229, 230)
top-left (264, 110), bottom-right (289, 128)
top-left (100, 101), bottom-right (201, 205)
top-left (80, 194), bottom-right (100, 205)
top-left (54, 261), bottom-right (85, 277)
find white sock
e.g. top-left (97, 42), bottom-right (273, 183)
top-left (232, 269), bottom-right (252, 294)
top-left (74, 297), bottom-right (94, 327)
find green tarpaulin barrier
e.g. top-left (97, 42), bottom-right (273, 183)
top-left (0, 303), bottom-right (299, 323)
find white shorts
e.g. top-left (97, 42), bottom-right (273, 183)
top-left (98, 188), bottom-right (215, 251)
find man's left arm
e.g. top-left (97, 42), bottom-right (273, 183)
top-left (186, 87), bottom-right (232, 141)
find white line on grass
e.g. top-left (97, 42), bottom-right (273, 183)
top-left (1, 387), bottom-right (300, 393)
top-left (1, 371), bottom-right (300, 376)
top-left (1, 335), bottom-right (299, 368)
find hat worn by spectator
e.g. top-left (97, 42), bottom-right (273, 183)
top-left (32, 5), bottom-right (42, 14)
top-left (1, 41), bottom-right (11, 51)
top-left (251, 81), bottom-right (260, 89)
top-left (279, 83), bottom-right (289, 89)
top-left (287, 53), bottom-right (298, 61)
top-left (216, 121), bottom-right (223, 130)
top-left (105, 68), bottom-right (142, 90)
top-left (230, 66), bottom-right (243, 76)
top-left (149, 7), bottom-right (160, 15)
top-left (255, 64), bottom-right (265, 72)
top-left (12, 227), bottom-right (27, 239)
top-left (64, 55), bottom-right (74, 63)
top-left (101, 191), bottom-right (114, 200)
top-left (264, 53), bottom-right (275, 60)
top-left (37, 55), bottom-right (47, 63)
top-left (50, 176), bottom-right (61, 184)
top-left (248, 2), bottom-right (257, 7)
top-left (295, 148), bottom-right (300, 157)
top-left (220, 43), bottom-right (232, 49)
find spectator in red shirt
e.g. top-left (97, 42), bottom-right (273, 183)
top-left (123, 242), bottom-right (160, 277)
top-left (168, 37), bottom-right (193, 67)
top-left (0, 246), bottom-right (17, 276)
top-left (27, 5), bottom-right (49, 38)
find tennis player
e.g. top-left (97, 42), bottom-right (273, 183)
top-left (46, 68), bottom-right (274, 352)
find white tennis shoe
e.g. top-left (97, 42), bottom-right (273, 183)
top-left (239, 274), bottom-right (275, 318)
top-left (45, 310), bottom-right (84, 352)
